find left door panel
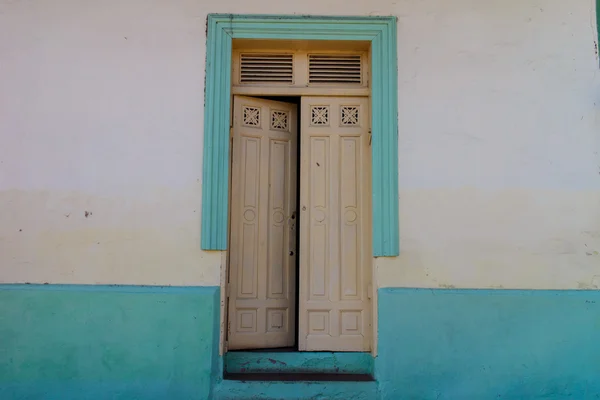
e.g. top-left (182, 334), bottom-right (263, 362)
top-left (228, 96), bottom-right (298, 350)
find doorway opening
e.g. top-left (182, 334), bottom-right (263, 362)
top-left (223, 39), bottom-right (375, 378)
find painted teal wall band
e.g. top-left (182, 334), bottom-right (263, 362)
top-left (0, 285), bottom-right (220, 400)
top-left (201, 14), bottom-right (400, 256)
top-left (3, 284), bottom-right (600, 399)
top-left (377, 288), bottom-right (600, 399)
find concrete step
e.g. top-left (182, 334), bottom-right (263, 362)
top-left (212, 379), bottom-right (378, 400)
top-left (224, 351), bottom-right (374, 375)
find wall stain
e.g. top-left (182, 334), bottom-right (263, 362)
top-left (438, 284), bottom-right (456, 289)
top-left (577, 281), bottom-right (598, 289)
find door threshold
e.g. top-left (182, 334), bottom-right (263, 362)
top-left (229, 347), bottom-right (295, 353)
top-left (224, 351), bottom-right (374, 376)
top-left (225, 372), bottom-right (374, 382)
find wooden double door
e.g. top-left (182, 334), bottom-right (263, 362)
top-left (227, 95), bottom-right (372, 352)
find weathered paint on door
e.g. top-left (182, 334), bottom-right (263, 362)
top-left (227, 96), bottom-right (298, 350)
top-left (298, 97), bottom-right (372, 352)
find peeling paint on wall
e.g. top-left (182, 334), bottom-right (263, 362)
top-left (597, 0), bottom-right (600, 62)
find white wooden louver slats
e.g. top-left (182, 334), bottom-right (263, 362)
top-left (240, 54), bottom-right (294, 83)
top-left (308, 54), bottom-right (362, 84)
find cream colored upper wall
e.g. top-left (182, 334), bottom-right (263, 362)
top-left (0, 0), bottom-right (598, 288)
top-left (380, 0), bottom-right (600, 289)
top-left (0, 0), bottom-right (221, 285)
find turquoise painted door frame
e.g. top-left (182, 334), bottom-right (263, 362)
top-left (201, 14), bottom-right (399, 256)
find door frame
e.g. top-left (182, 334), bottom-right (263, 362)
top-left (201, 14), bottom-right (399, 257)
top-left (200, 14), bottom-right (399, 358)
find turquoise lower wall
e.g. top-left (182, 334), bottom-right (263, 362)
top-left (0, 285), bottom-right (220, 400)
top-left (2, 285), bottom-right (599, 399)
top-left (377, 288), bottom-right (600, 400)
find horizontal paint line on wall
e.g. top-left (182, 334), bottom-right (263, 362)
top-left (379, 287), bottom-right (600, 297)
top-left (225, 351), bottom-right (373, 375)
top-left (4, 285), bottom-right (597, 296)
top-left (0, 283), bottom-right (219, 294)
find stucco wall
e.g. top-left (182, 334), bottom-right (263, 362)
top-left (0, 285), bottom-right (220, 399)
top-left (1, 0), bottom-right (599, 289)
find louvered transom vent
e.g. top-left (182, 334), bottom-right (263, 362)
top-left (240, 53), bottom-right (294, 83)
top-left (309, 54), bottom-right (362, 84)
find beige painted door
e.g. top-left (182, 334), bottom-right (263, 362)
top-left (227, 96), bottom-right (298, 350)
top-left (298, 96), bottom-right (372, 352)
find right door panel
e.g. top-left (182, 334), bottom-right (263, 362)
top-left (299, 97), bottom-right (372, 352)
